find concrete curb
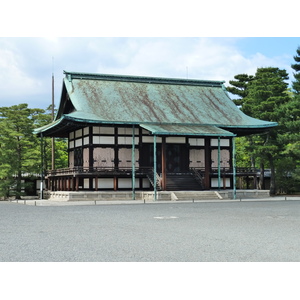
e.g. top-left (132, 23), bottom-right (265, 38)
top-left (8, 196), bottom-right (300, 206)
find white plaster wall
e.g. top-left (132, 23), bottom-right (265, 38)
top-left (94, 178), bottom-right (114, 189)
top-left (143, 178), bottom-right (150, 188)
top-left (211, 138), bottom-right (230, 147)
top-left (84, 178), bottom-right (89, 189)
top-left (189, 138), bottom-right (205, 146)
top-left (93, 136), bottom-right (114, 144)
top-left (142, 136), bottom-right (162, 143)
top-left (166, 137), bottom-right (185, 143)
top-left (211, 178), bottom-right (231, 188)
top-left (118, 178), bottom-right (139, 188)
top-left (118, 137), bottom-right (139, 145)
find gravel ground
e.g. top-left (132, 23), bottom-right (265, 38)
top-left (1, 200), bottom-right (300, 262)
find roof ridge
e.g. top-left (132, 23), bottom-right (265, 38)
top-left (63, 70), bottom-right (225, 87)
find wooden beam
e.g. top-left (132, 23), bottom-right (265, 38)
top-left (75, 177), bottom-right (79, 191)
top-left (95, 176), bottom-right (98, 191)
top-left (114, 176), bottom-right (117, 191)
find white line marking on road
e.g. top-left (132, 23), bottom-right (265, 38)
top-left (153, 216), bottom-right (178, 219)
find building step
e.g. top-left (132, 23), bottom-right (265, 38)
top-left (173, 191), bottom-right (221, 201)
top-left (166, 173), bottom-right (202, 191)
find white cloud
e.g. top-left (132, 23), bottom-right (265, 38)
top-left (0, 47), bottom-right (43, 101)
top-left (0, 37), bottom-right (295, 109)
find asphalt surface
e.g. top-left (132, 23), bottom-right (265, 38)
top-left (1, 200), bottom-right (300, 262)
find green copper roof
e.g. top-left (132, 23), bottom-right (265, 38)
top-left (140, 124), bottom-right (235, 137)
top-left (34, 71), bottom-right (277, 137)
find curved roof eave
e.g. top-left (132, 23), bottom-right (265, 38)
top-left (34, 112), bottom-right (277, 138)
top-left (64, 111), bottom-right (278, 130)
top-left (33, 116), bottom-right (87, 138)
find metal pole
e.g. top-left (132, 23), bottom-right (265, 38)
top-left (51, 60), bottom-right (55, 170)
top-left (40, 133), bottom-right (44, 200)
top-left (153, 135), bottom-right (157, 201)
top-left (161, 136), bottom-right (166, 190)
top-left (218, 137), bottom-right (221, 190)
top-left (232, 137), bottom-right (236, 200)
top-left (132, 125), bottom-right (135, 200)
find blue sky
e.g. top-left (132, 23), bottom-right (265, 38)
top-left (0, 37), bottom-right (299, 109)
top-left (234, 38), bottom-right (299, 58)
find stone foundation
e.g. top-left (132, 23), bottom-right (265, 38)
top-left (41, 189), bottom-right (271, 202)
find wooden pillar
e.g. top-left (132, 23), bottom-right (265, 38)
top-left (95, 176), bottom-right (98, 191)
top-left (114, 176), bottom-right (117, 191)
top-left (154, 135), bottom-right (157, 200)
top-left (217, 137), bottom-right (221, 190)
top-left (132, 125), bottom-right (136, 200)
top-left (239, 176), bottom-right (243, 189)
top-left (75, 177), bottom-right (79, 191)
top-left (161, 136), bottom-right (167, 190)
top-left (223, 169), bottom-right (226, 190)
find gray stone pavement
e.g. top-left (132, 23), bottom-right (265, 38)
top-left (1, 198), bottom-right (300, 262)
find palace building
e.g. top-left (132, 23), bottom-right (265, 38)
top-left (34, 71), bottom-right (277, 198)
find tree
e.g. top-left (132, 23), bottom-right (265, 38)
top-left (0, 104), bottom-right (68, 199)
top-left (240, 67), bottom-right (291, 195)
top-left (276, 46), bottom-right (300, 192)
top-left (35, 105), bottom-right (68, 171)
top-left (0, 104), bottom-right (44, 199)
top-left (226, 74), bottom-right (255, 106)
top-left (291, 46), bottom-right (300, 94)
top-left (227, 74), bottom-right (257, 171)
top-left (227, 67), bottom-right (292, 195)
top-left (288, 47), bottom-right (300, 145)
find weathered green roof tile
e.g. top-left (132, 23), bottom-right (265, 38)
top-left (34, 71), bottom-right (277, 137)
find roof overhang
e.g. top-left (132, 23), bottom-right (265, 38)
top-left (140, 124), bottom-right (235, 137)
top-left (33, 117), bottom-right (89, 138)
top-left (34, 114), bottom-right (277, 138)
top-left (221, 123), bottom-right (278, 136)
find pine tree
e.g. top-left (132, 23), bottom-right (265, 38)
top-left (34, 105), bottom-right (68, 171)
top-left (226, 74), bottom-right (255, 106)
top-left (0, 104), bottom-right (68, 199)
top-left (241, 67), bottom-right (291, 195)
top-left (0, 104), bottom-right (44, 199)
top-left (277, 46), bottom-right (300, 192)
top-left (291, 46), bottom-right (300, 94)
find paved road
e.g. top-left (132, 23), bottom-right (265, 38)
top-left (1, 200), bottom-right (300, 262)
